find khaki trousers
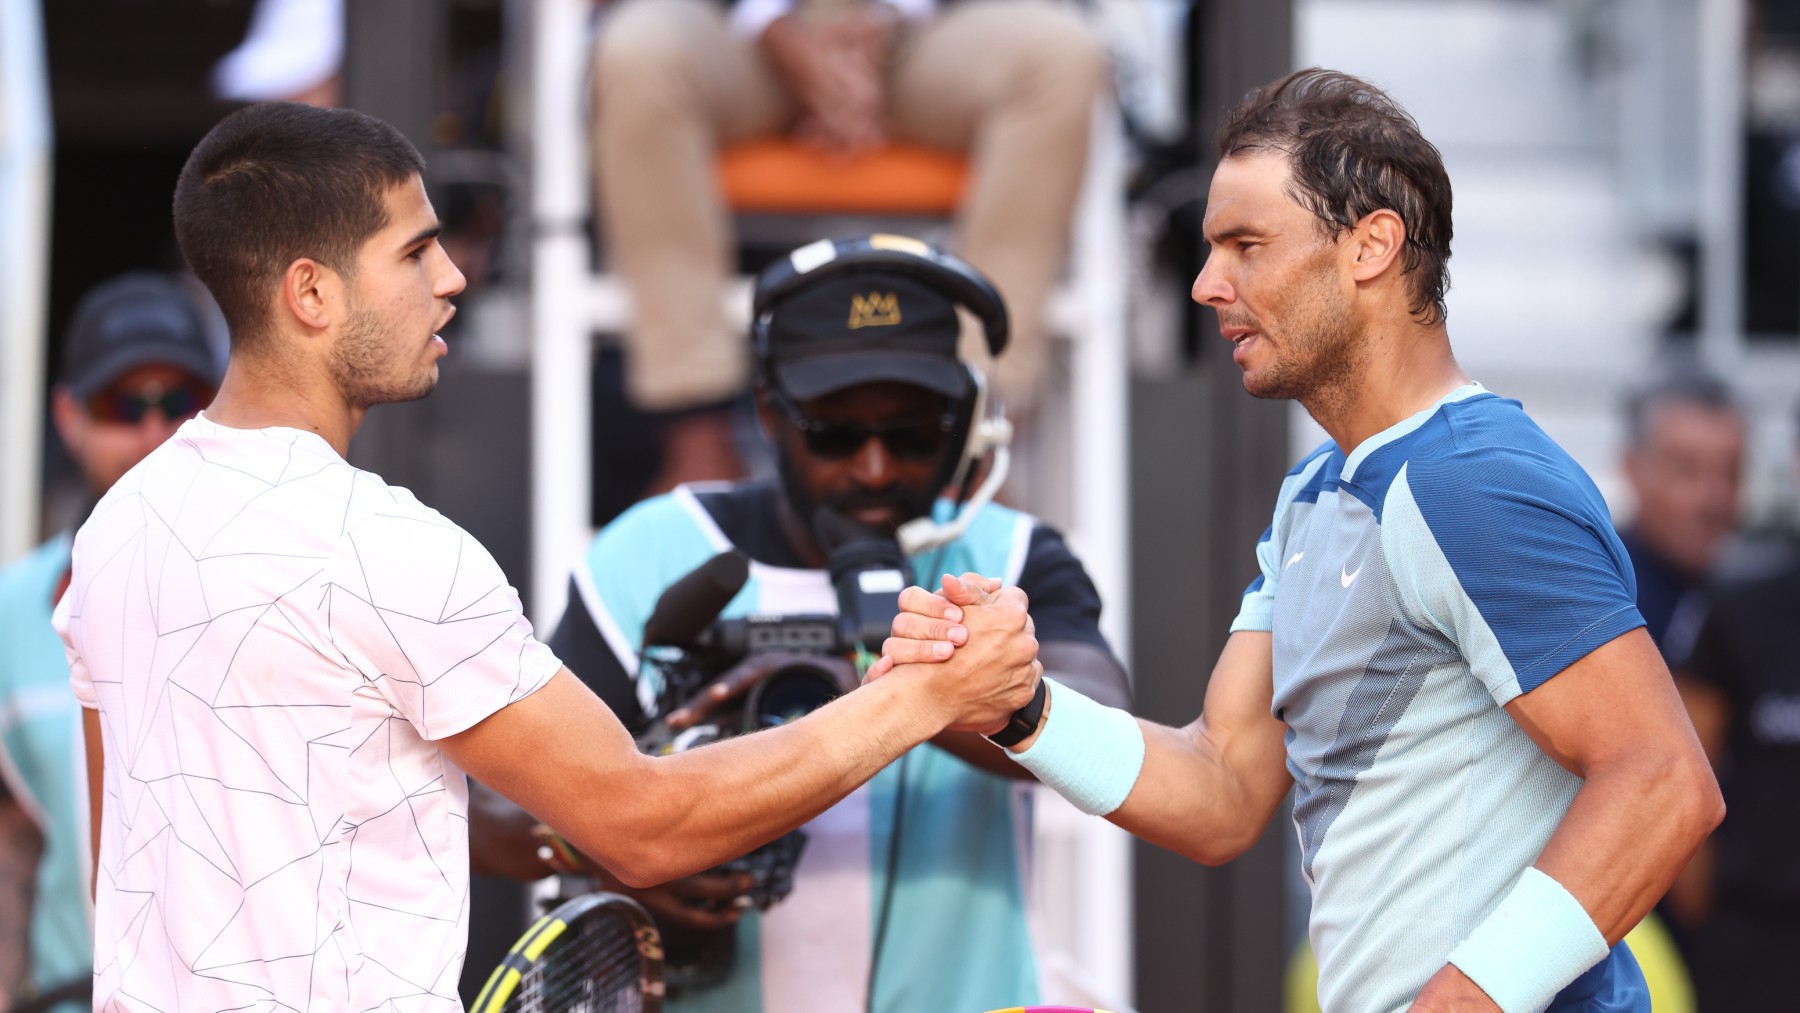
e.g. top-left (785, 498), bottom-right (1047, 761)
top-left (591, 0), bottom-right (1108, 414)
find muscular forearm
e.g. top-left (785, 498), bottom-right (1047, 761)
top-left (609, 674), bottom-right (945, 883)
top-left (1410, 755), bottom-right (1720, 1012)
top-left (1107, 715), bottom-right (1291, 865)
top-left (1093, 633), bottom-right (1291, 864)
top-left (1532, 749), bottom-right (1722, 943)
top-left (457, 670), bottom-right (948, 888)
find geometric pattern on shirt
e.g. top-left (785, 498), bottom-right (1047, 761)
top-left (57, 417), bottom-right (559, 1013)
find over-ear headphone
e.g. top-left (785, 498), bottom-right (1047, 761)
top-left (750, 234), bottom-right (1016, 556)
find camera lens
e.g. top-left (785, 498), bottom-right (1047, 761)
top-left (744, 663), bottom-right (843, 730)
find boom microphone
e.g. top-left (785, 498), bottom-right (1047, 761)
top-left (814, 508), bottom-right (907, 653)
top-left (643, 550), bottom-right (751, 647)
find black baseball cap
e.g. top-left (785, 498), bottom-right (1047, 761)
top-left (764, 272), bottom-right (970, 401)
top-left (61, 273), bottom-right (222, 399)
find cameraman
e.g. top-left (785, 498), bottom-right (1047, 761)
top-left (546, 236), bottom-right (1131, 1011)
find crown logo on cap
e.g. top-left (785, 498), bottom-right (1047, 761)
top-left (848, 292), bottom-right (901, 329)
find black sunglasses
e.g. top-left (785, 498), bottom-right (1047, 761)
top-left (86, 378), bottom-right (214, 425)
top-left (777, 397), bottom-right (957, 461)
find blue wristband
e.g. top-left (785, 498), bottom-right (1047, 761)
top-left (1011, 678), bottom-right (1145, 816)
top-left (1446, 867), bottom-right (1609, 1012)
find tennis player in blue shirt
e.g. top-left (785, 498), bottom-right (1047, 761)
top-left (876, 68), bottom-right (1723, 1013)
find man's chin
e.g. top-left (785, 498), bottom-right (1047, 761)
top-left (354, 372), bottom-right (440, 409)
top-left (1239, 363), bottom-right (1302, 402)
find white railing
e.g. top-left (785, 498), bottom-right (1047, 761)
top-left (0, 0), bottom-right (53, 560)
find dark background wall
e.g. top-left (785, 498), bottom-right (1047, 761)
top-left (1128, 3), bottom-right (1294, 1011)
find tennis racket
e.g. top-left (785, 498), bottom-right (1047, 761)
top-left (472, 891), bottom-right (665, 1013)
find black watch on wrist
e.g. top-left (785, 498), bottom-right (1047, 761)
top-left (986, 678), bottom-right (1048, 748)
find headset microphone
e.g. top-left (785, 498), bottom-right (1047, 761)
top-left (896, 370), bottom-right (1013, 556)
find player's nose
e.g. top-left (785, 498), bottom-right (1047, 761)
top-left (1192, 261), bottom-right (1233, 306)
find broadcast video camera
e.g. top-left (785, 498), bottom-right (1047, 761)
top-left (632, 512), bottom-right (908, 990)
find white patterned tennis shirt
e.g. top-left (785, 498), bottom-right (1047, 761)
top-left (54, 413), bottom-right (561, 1012)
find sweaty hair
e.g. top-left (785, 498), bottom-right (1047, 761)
top-left (1624, 365), bottom-right (1741, 451)
top-left (1218, 68), bottom-right (1454, 325)
top-left (172, 102), bottom-right (425, 349)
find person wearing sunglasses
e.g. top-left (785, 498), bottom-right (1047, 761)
top-left (0, 272), bottom-right (221, 1013)
top-left (524, 238), bottom-right (1132, 1012)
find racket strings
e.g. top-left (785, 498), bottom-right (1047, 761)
top-left (511, 913), bottom-right (650, 1013)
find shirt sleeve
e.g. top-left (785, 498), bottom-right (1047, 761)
top-left (1394, 449), bottom-right (1644, 703)
top-left (1230, 524), bottom-right (1281, 634)
top-left (1014, 525), bottom-right (1111, 654)
top-left (51, 567), bottom-right (95, 710)
top-left (1231, 444), bottom-right (1337, 634)
top-left (321, 502), bottom-right (561, 740)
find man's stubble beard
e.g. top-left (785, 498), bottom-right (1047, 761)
top-left (1244, 256), bottom-right (1364, 424)
top-left (774, 445), bottom-right (939, 544)
top-left (330, 301), bottom-right (439, 410)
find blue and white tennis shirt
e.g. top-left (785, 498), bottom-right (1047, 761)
top-left (1234, 385), bottom-right (1650, 1013)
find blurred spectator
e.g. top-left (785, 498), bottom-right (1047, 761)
top-left (1666, 408), bottom-right (1800, 1011)
top-left (1618, 369), bottom-right (1747, 648)
top-left (0, 275), bottom-right (222, 1013)
top-left (1615, 368), bottom-right (1744, 1002)
top-left (212, 0), bottom-right (343, 107)
top-left (590, 0), bottom-right (1109, 492)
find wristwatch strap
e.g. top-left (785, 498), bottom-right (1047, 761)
top-left (986, 677), bottom-right (1048, 747)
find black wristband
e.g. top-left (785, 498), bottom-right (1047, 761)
top-left (986, 677), bottom-right (1048, 748)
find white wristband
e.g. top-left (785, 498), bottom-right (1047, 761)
top-left (1446, 867), bottom-right (1610, 1013)
top-left (1011, 678), bottom-right (1145, 816)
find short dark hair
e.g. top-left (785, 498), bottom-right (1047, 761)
top-left (172, 103), bottom-right (425, 349)
top-left (1218, 68), bottom-right (1454, 325)
top-left (1624, 365), bottom-right (1741, 451)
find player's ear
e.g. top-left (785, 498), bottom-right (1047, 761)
top-left (280, 257), bottom-right (340, 334)
top-left (1348, 208), bottom-right (1406, 284)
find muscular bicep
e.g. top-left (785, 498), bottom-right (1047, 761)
top-left (1114, 630), bottom-right (1292, 865)
top-left (1502, 626), bottom-right (1723, 943)
top-left (438, 669), bottom-right (650, 856)
top-left (1503, 628), bottom-right (1703, 778)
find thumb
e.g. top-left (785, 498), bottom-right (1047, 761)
top-left (939, 573), bottom-right (990, 607)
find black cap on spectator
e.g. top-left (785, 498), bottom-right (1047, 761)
top-left (61, 274), bottom-right (221, 399)
top-left (764, 273), bottom-right (969, 400)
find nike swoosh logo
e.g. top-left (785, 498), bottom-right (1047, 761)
top-left (1341, 564), bottom-right (1361, 588)
top-left (1286, 551), bottom-right (1305, 570)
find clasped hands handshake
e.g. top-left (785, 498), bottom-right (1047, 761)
top-left (865, 572), bottom-right (1045, 742)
